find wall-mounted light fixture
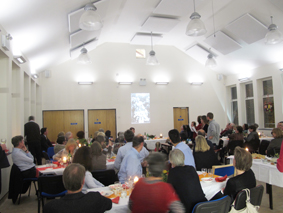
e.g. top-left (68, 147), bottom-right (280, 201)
top-left (155, 82), bottom-right (169, 85)
top-left (279, 68), bottom-right (283, 72)
top-left (190, 82), bottom-right (203, 85)
top-left (118, 82), bottom-right (132, 85)
top-left (78, 82), bottom-right (93, 85)
top-left (14, 56), bottom-right (26, 64)
top-left (32, 74), bottom-right (39, 79)
top-left (238, 77), bottom-right (250, 82)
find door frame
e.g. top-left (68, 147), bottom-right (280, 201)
top-left (173, 107), bottom-right (190, 126)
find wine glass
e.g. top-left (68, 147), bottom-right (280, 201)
top-left (207, 169), bottom-right (213, 178)
top-left (201, 168), bottom-right (207, 177)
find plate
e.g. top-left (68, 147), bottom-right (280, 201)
top-left (100, 190), bottom-right (113, 197)
top-left (201, 178), bottom-right (214, 183)
top-left (109, 184), bottom-right (121, 190)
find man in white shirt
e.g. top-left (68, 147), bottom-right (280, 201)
top-left (114, 130), bottom-right (149, 172)
top-left (206, 112), bottom-right (220, 147)
top-left (11, 135), bottom-right (36, 178)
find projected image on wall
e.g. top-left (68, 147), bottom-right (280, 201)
top-left (131, 93), bottom-right (150, 124)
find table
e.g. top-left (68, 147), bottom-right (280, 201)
top-left (222, 136), bottom-right (273, 147)
top-left (144, 138), bottom-right (168, 150)
top-left (37, 160), bottom-right (115, 175)
top-left (88, 178), bottom-right (227, 213)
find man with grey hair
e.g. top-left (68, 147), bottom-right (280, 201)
top-left (220, 123), bottom-right (234, 137)
top-left (43, 163), bottom-right (112, 213)
top-left (98, 128), bottom-right (104, 133)
top-left (65, 131), bottom-right (73, 141)
top-left (168, 149), bottom-right (206, 213)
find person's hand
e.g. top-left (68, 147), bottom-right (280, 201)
top-left (0, 144), bottom-right (7, 151)
top-left (21, 145), bottom-right (28, 152)
top-left (209, 136), bottom-right (213, 140)
top-left (141, 160), bottom-right (147, 167)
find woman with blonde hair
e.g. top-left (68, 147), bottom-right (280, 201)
top-left (266, 128), bottom-right (283, 156)
top-left (193, 135), bottom-right (220, 171)
top-left (154, 142), bottom-right (161, 152)
top-left (53, 138), bottom-right (78, 161)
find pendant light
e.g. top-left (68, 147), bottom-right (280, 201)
top-left (78, 47), bottom-right (92, 64)
top-left (79, 3), bottom-right (103, 31)
top-left (146, 32), bottom-right (159, 65)
top-left (186, 0), bottom-right (207, 36)
top-left (205, 52), bottom-right (217, 69)
top-left (265, 16), bottom-right (282, 45)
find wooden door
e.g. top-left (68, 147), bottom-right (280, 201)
top-left (43, 110), bottom-right (84, 142)
top-left (88, 109), bottom-right (116, 139)
top-left (173, 107), bottom-right (189, 132)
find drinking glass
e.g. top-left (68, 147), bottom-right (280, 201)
top-left (201, 168), bottom-right (207, 177)
top-left (207, 169), bottom-right (213, 178)
top-left (46, 160), bottom-right (50, 168)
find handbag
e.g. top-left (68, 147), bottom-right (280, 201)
top-left (229, 189), bottom-right (259, 213)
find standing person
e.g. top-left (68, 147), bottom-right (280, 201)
top-left (201, 115), bottom-right (209, 133)
top-left (206, 112), bottom-right (220, 148)
top-left (0, 143), bottom-right (9, 193)
top-left (24, 115), bottom-right (42, 165)
top-left (168, 129), bottom-right (195, 168)
top-left (130, 127), bottom-right (135, 134)
top-left (40, 128), bottom-right (53, 152)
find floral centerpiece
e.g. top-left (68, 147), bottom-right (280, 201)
top-left (162, 170), bottom-right (168, 182)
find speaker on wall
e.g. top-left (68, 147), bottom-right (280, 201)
top-left (217, 74), bottom-right (223, 81)
top-left (45, 70), bottom-right (51, 78)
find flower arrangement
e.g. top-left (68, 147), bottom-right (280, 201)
top-left (162, 170), bottom-right (168, 182)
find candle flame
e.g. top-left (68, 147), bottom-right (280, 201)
top-left (245, 148), bottom-right (249, 152)
top-left (63, 157), bottom-right (67, 163)
top-left (79, 144), bottom-right (81, 147)
top-left (134, 176), bottom-right (139, 183)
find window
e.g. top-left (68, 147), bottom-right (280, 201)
top-left (245, 83), bottom-right (255, 125)
top-left (262, 79), bottom-right (275, 128)
top-left (231, 86), bottom-right (238, 125)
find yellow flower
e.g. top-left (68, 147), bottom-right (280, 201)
top-left (163, 170), bottom-right (167, 174)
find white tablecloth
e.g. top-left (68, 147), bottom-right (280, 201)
top-left (144, 138), bottom-right (168, 150)
top-left (37, 161), bottom-right (115, 175)
top-left (222, 136), bottom-right (274, 147)
top-left (88, 178), bottom-right (226, 213)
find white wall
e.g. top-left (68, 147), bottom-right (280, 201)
top-left (41, 43), bottom-right (227, 137)
top-left (225, 61), bottom-right (283, 128)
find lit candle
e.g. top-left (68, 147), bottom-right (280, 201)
top-left (245, 148), bottom-right (249, 152)
top-left (79, 144), bottom-right (81, 148)
top-left (160, 133), bottom-right (163, 138)
top-left (63, 157), bottom-right (67, 163)
top-left (258, 132), bottom-right (261, 136)
top-left (134, 176), bottom-right (139, 183)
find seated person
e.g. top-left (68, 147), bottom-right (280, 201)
top-left (40, 128), bottom-right (53, 152)
top-left (242, 123), bottom-right (249, 135)
top-left (180, 125), bottom-right (189, 141)
top-left (197, 130), bottom-right (213, 149)
top-left (115, 131), bottom-right (125, 143)
top-left (193, 135), bottom-right (220, 171)
top-left (168, 149), bottom-right (206, 213)
top-left (54, 134), bottom-right (66, 154)
top-left (213, 146), bottom-right (256, 201)
top-left (244, 125), bottom-right (260, 152)
top-left (227, 126), bottom-right (244, 154)
top-left (43, 163), bottom-right (112, 213)
top-left (168, 129), bottom-right (195, 168)
top-left (154, 142), bottom-right (161, 152)
top-left (267, 128), bottom-right (283, 156)
top-left (277, 142), bottom-right (283, 172)
top-left (220, 123), bottom-right (234, 137)
top-left (118, 136), bottom-right (144, 184)
top-left (11, 135), bottom-right (36, 178)
top-left (72, 146), bottom-right (104, 193)
top-left (113, 136), bottom-right (125, 154)
top-left (129, 152), bottom-right (185, 213)
top-left (96, 135), bottom-right (112, 155)
top-left (53, 139), bottom-right (77, 161)
top-left (90, 142), bottom-right (106, 171)
top-left (114, 130), bottom-right (149, 171)
top-left (76, 131), bottom-right (87, 146)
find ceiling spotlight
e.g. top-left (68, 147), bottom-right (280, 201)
top-left (265, 16), bottom-right (282, 45)
top-left (14, 56), bottom-right (26, 64)
top-left (32, 74), bottom-right (39, 79)
top-left (77, 47), bottom-right (91, 64)
top-left (205, 53), bottom-right (217, 69)
top-left (185, 0), bottom-right (207, 36)
top-left (146, 32), bottom-right (159, 66)
top-left (79, 3), bottom-right (103, 31)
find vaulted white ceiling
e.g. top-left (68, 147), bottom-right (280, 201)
top-left (0, 0), bottom-right (283, 75)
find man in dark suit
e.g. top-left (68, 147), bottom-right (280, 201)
top-left (24, 115), bottom-right (42, 165)
top-left (43, 163), bottom-right (112, 213)
top-left (40, 128), bottom-right (52, 152)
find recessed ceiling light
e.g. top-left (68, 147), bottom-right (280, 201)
top-left (118, 82), bottom-right (132, 85)
top-left (155, 82), bottom-right (169, 85)
top-left (238, 77), bottom-right (250, 82)
top-left (14, 56), bottom-right (26, 64)
top-left (190, 82), bottom-right (203, 85)
top-left (32, 74), bottom-right (38, 79)
top-left (78, 82), bottom-right (93, 85)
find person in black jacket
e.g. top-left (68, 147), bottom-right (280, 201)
top-left (40, 128), bottom-right (53, 152)
top-left (24, 115), bottom-right (42, 165)
top-left (193, 135), bottom-right (220, 171)
top-left (43, 163), bottom-right (112, 213)
top-left (168, 149), bottom-right (206, 213)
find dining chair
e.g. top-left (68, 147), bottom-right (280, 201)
top-left (234, 185), bottom-right (264, 210)
top-left (192, 195), bottom-right (231, 213)
top-left (212, 164), bottom-right (235, 177)
top-left (47, 147), bottom-right (55, 160)
top-left (91, 169), bottom-right (117, 186)
top-left (38, 175), bottom-right (67, 213)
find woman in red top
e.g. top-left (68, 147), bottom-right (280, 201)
top-left (195, 116), bottom-right (202, 131)
top-left (277, 140), bottom-right (283, 172)
top-left (129, 153), bottom-right (185, 213)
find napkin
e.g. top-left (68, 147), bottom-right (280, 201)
top-left (107, 159), bottom-right (115, 162)
top-left (215, 175), bottom-right (228, 182)
top-left (112, 196), bottom-right (120, 204)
